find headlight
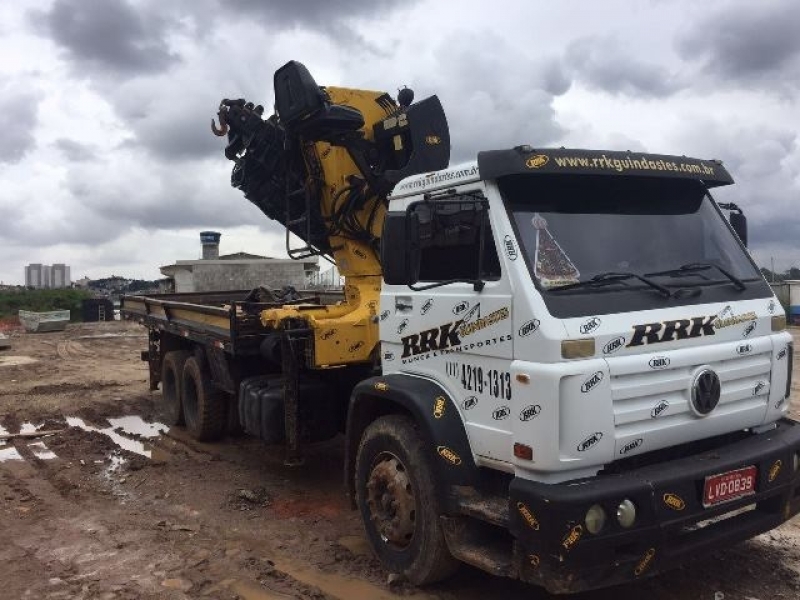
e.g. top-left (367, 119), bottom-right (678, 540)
top-left (585, 504), bottom-right (606, 535)
top-left (617, 499), bottom-right (637, 528)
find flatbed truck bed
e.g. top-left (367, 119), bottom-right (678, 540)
top-left (120, 288), bottom-right (344, 390)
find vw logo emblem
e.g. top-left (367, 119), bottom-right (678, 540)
top-left (691, 368), bottom-right (721, 416)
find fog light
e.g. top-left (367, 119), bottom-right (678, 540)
top-left (617, 499), bottom-right (637, 528)
top-left (585, 504), bottom-right (606, 535)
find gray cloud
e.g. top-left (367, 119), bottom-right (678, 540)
top-left (677, 1), bottom-right (800, 86)
top-left (541, 63), bottom-right (572, 97)
top-left (28, 0), bottom-right (180, 76)
top-left (120, 105), bottom-right (222, 161)
top-left (0, 89), bottom-right (40, 164)
top-left (60, 151), bottom-right (269, 236)
top-left (54, 139), bottom-right (97, 162)
top-left (566, 36), bottom-right (684, 98)
top-left (420, 31), bottom-right (567, 162)
top-left (3, 0), bottom-right (799, 284)
top-left (224, 0), bottom-right (400, 29)
top-left (668, 119), bottom-right (800, 264)
top-left (0, 153), bottom-right (263, 252)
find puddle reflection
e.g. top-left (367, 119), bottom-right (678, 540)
top-left (65, 415), bottom-right (167, 459)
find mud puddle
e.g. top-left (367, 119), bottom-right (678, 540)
top-left (271, 560), bottom-right (434, 600)
top-left (20, 421), bottom-right (44, 434)
top-left (0, 355), bottom-right (38, 367)
top-left (231, 580), bottom-right (294, 600)
top-left (0, 446), bottom-right (24, 462)
top-left (226, 565), bottom-right (433, 600)
top-left (27, 440), bottom-right (58, 460)
top-left (65, 415), bottom-right (167, 458)
top-left (74, 333), bottom-right (145, 340)
top-left (1, 421), bottom-right (61, 461)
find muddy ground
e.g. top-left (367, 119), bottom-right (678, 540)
top-left (0, 321), bottom-right (798, 600)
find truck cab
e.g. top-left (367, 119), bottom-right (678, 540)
top-left (371, 146), bottom-right (799, 591)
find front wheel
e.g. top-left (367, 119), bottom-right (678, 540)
top-left (355, 415), bottom-right (459, 585)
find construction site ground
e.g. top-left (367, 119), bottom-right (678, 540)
top-left (0, 320), bottom-right (798, 600)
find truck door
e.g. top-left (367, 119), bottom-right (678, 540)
top-left (381, 189), bottom-right (515, 463)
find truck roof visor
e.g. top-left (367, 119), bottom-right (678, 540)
top-left (478, 148), bottom-right (734, 188)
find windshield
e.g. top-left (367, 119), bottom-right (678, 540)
top-left (499, 174), bottom-right (770, 318)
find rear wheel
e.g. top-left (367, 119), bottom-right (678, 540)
top-left (355, 415), bottom-right (459, 585)
top-left (160, 350), bottom-right (190, 426)
top-left (181, 356), bottom-right (226, 441)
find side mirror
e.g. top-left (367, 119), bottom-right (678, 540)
top-left (730, 211), bottom-right (748, 247)
top-left (381, 212), bottom-right (420, 285)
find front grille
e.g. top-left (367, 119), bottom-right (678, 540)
top-left (607, 338), bottom-right (773, 455)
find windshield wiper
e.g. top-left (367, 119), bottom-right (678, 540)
top-left (549, 272), bottom-right (672, 298)
top-left (645, 262), bottom-right (746, 291)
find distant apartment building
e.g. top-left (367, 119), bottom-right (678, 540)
top-left (25, 264), bottom-right (43, 288)
top-left (24, 263), bottom-right (71, 289)
top-left (51, 264), bottom-right (70, 288)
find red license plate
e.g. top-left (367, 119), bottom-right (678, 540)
top-left (703, 466), bottom-right (757, 507)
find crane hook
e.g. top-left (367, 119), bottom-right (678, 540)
top-left (211, 109), bottom-right (228, 136)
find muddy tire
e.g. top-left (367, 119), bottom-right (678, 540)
top-left (160, 350), bottom-right (190, 426)
top-left (181, 356), bottom-right (226, 442)
top-left (355, 415), bottom-right (459, 585)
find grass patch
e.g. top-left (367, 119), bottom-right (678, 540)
top-left (0, 289), bottom-right (92, 321)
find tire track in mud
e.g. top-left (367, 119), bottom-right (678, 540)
top-left (0, 446), bottom-right (207, 598)
top-left (0, 457), bottom-right (90, 598)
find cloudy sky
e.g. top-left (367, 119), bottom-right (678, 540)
top-left (1, 0), bottom-right (799, 284)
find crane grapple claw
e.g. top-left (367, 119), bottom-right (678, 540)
top-left (211, 111), bottom-right (229, 136)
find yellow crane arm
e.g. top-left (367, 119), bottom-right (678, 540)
top-left (213, 62), bottom-right (450, 368)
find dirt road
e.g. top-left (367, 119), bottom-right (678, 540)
top-left (1, 321), bottom-right (799, 600)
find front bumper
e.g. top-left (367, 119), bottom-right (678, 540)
top-left (509, 419), bottom-right (800, 593)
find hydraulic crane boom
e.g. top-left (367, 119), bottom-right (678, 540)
top-left (212, 61), bottom-right (450, 368)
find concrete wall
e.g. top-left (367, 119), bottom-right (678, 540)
top-left (173, 269), bottom-right (195, 293)
top-left (190, 261), bottom-right (313, 292)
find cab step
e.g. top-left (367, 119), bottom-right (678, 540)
top-left (451, 486), bottom-right (509, 527)
top-left (441, 515), bottom-right (515, 578)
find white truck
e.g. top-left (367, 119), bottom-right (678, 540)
top-left (124, 62), bottom-right (800, 593)
top-left (374, 148), bottom-right (798, 591)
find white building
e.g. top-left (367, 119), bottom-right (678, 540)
top-left (51, 264), bottom-right (71, 288)
top-left (25, 264), bottom-right (43, 288)
top-left (24, 263), bottom-right (71, 289)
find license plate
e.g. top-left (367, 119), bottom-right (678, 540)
top-left (703, 466), bottom-right (757, 508)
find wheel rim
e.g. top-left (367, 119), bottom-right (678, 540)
top-left (366, 452), bottom-right (417, 549)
